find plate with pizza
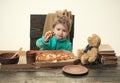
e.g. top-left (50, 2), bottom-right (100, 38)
top-left (26, 50), bottom-right (78, 68)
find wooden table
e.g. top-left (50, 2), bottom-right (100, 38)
top-left (0, 51), bottom-right (120, 83)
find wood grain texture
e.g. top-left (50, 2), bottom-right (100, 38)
top-left (0, 50), bottom-right (120, 83)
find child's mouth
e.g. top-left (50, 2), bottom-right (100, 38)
top-left (57, 35), bottom-right (63, 38)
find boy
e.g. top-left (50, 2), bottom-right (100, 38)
top-left (36, 16), bottom-right (72, 51)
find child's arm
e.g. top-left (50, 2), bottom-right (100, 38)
top-left (36, 31), bottom-right (55, 50)
top-left (44, 31), bottom-right (55, 42)
top-left (36, 36), bottom-right (50, 49)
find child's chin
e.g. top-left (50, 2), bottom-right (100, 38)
top-left (58, 37), bottom-right (63, 39)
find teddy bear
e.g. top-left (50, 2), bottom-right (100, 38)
top-left (77, 34), bottom-right (101, 65)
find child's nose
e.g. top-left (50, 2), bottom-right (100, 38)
top-left (60, 30), bottom-right (63, 34)
top-left (59, 30), bottom-right (63, 33)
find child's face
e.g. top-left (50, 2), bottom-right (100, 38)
top-left (53, 23), bottom-right (68, 39)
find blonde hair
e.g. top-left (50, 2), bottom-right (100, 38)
top-left (52, 16), bottom-right (71, 32)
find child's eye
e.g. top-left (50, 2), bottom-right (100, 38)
top-left (63, 30), bottom-right (66, 32)
top-left (57, 28), bottom-right (60, 31)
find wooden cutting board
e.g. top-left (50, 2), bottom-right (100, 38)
top-left (26, 50), bottom-right (79, 68)
top-left (33, 59), bottom-right (79, 68)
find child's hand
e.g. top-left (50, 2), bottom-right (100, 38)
top-left (44, 31), bottom-right (55, 42)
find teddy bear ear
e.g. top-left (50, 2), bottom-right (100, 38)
top-left (92, 34), bottom-right (97, 37)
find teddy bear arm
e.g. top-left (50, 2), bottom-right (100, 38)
top-left (81, 54), bottom-right (89, 64)
top-left (77, 49), bottom-right (84, 59)
top-left (88, 48), bottom-right (98, 63)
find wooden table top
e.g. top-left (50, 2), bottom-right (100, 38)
top-left (0, 50), bottom-right (120, 83)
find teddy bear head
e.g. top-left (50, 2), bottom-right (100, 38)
top-left (88, 34), bottom-right (101, 48)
